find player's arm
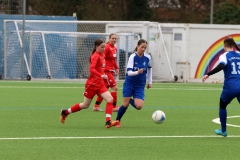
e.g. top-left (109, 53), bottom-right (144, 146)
top-left (147, 56), bottom-right (152, 88)
top-left (113, 60), bottom-right (119, 69)
top-left (207, 63), bottom-right (225, 76)
top-left (113, 60), bottom-right (119, 75)
top-left (89, 55), bottom-right (102, 77)
top-left (126, 54), bottom-right (143, 76)
top-left (128, 69), bottom-right (143, 76)
top-left (147, 67), bottom-right (152, 84)
top-left (207, 53), bottom-right (226, 76)
top-left (103, 44), bottom-right (110, 57)
top-left (202, 54), bottom-right (226, 82)
top-left (202, 63), bottom-right (224, 82)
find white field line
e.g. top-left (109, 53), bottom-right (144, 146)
top-left (0, 86), bottom-right (221, 90)
top-left (212, 116), bottom-right (240, 128)
top-left (0, 86), bottom-right (83, 89)
top-left (1, 135), bottom-right (240, 140)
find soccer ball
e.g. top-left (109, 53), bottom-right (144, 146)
top-left (152, 110), bottom-right (166, 124)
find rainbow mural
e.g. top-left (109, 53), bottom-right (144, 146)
top-left (195, 34), bottom-right (240, 78)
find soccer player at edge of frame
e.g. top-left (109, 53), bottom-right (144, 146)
top-left (202, 36), bottom-right (240, 137)
top-left (60, 39), bottom-right (118, 128)
top-left (114, 39), bottom-right (152, 128)
top-left (92, 33), bottom-right (120, 112)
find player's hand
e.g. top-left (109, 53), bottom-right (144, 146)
top-left (202, 75), bottom-right (209, 83)
top-left (147, 84), bottom-right (152, 89)
top-left (101, 74), bottom-right (108, 80)
top-left (138, 69), bottom-right (143, 74)
top-left (115, 69), bottom-right (119, 75)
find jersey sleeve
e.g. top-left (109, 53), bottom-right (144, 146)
top-left (104, 45), bottom-right (110, 57)
top-left (147, 68), bottom-right (152, 84)
top-left (148, 56), bottom-right (152, 68)
top-left (126, 54), bottom-right (135, 71)
top-left (219, 52), bottom-right (227, 65)
top-left (113, 47), bottom-right (119, 69)
top-left (113, 59), bottom-right (119, 69)
top-left (90, 54), bottom-right (102, 77)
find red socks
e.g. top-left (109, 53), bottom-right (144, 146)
top-left (66, 103), bottom-right (81, 115)
top-left (105, 102), bottom-right (113, 122)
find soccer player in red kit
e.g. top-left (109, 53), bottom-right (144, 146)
top-left (93, 33), bottom-right (120, 112)
top-left (60, 39), bottom-right (117, 128)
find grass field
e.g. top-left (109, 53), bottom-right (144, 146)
top-left (1, 81), bottom-right (240, 160)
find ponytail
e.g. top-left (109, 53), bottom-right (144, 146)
top-left (224, 36), bottom-right (240, 51)
top-left (89, 47), bottom-right (96, 63)
top-left (133, 39), bottom-right (148, 53)
top-left (234, 43), bottom-right (240, 52)
top-left (133, 47), bottom-right (137, 53)
top-left (89, 39), bottom-right (104, 63)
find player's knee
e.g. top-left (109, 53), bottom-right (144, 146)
top-left (80, 102), bottom-right (91, 109)
top-left (122, 102), bottom-right (130, 107)
top-left (135, 105), bottom-right (143, 110)
top-left (80, 103), bottom-right (90, 109)
top-left (112, 86), bottom-right (118, 91)
top-left (220, 98), bottom-right (228, 109)
top-left (105, 96), bottom-right (113, 103)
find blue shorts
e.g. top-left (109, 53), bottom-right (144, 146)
top-left (220, 89), bottom-right (240, 104)
top-left (122, 82), bottom-right (145, 100)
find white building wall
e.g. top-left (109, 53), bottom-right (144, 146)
top-left (107, 22), bottom-right (240, 83)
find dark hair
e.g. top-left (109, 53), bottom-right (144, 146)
top-left (133, 39), bottom-right (148, 52)
top-left (89, 39), bottom-right (104, 63)
top-left (107, 33), bottom-right (117, 44)
top-left (224, 37), bottom-right (240, 51)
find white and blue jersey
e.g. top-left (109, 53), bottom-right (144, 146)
top-left (122, 52), bottom-right (152, 100)
top-left (219, 51), bottom-right (240, 103)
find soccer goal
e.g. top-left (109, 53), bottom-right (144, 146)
top-left (4, 30), bottom-right (138, 80)
top-left (3, 20), bottom-right (176, 81)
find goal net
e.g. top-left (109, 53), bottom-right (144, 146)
top-left (3, 20), bottom-right (175, 81)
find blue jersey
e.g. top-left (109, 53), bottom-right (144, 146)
top-left (219, 51), bottom-right (240, 90)
top-left (125, 52), bottom-right (152, 87)
top-left (219, 51), bottom-right (240, 103)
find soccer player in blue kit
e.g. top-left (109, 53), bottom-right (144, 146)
top-left (115, 39), bottom-right (152, 127)
top-left (202, 37), bottom-right (240, 137)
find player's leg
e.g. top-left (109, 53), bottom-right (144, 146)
top-left (60, 84), bottom-right (94, 124)
top-left (93, 95), bottom-right (104, 111)
top-left (60, 97), bottom-right (92, 124)
top-left (215, 91), bottom-right (233, 137)
top-left (93, 77), bottom-right (110, 112)
top-left (130, 87), bottom-right (145, 110)
top-left (218, 99), bottom-right (228, 131)
top-left (115, 83), bottom-right (132, 127)
top-left (132, 98), bottom-right (144, 110)
top-left (116, 97), bottom-right (130, 124)
top-left (108, 72), bottom-right (119, 112)
top-left (99, 89), bottom-right (117, 128)
top-left (111, 85), bottom-right (119, 112)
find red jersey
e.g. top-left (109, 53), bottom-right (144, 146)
top-left (104, 43), bottom-right (119, 71)
top-left (86, 52), bottom-right (106, 87)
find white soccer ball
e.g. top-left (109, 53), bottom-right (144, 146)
top-left (152, 110), bottom-right (166, 124)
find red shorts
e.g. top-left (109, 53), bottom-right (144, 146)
top-left (83, 83), bottom-right (108, 99)
top-left (104, 71), bottom-right (117, 88)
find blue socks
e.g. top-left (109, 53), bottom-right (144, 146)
top-left (219, 108), bottom-right (227, 132)
top-left (116, 99), bottom-right (137, 121)
top-left (116, 105), bottom-right (127, 121)
top-left (130, 98), bottom-right (136, 109)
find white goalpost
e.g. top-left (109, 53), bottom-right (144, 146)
top-left (4, 30), bottom-right (138, 80)
top-left (157, 23), bottom-right (177, 81)
top-left (3, 20), bottom-right (176, 81)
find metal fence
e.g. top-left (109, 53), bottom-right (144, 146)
top-left (0, 0), bottom-right (23, 14)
